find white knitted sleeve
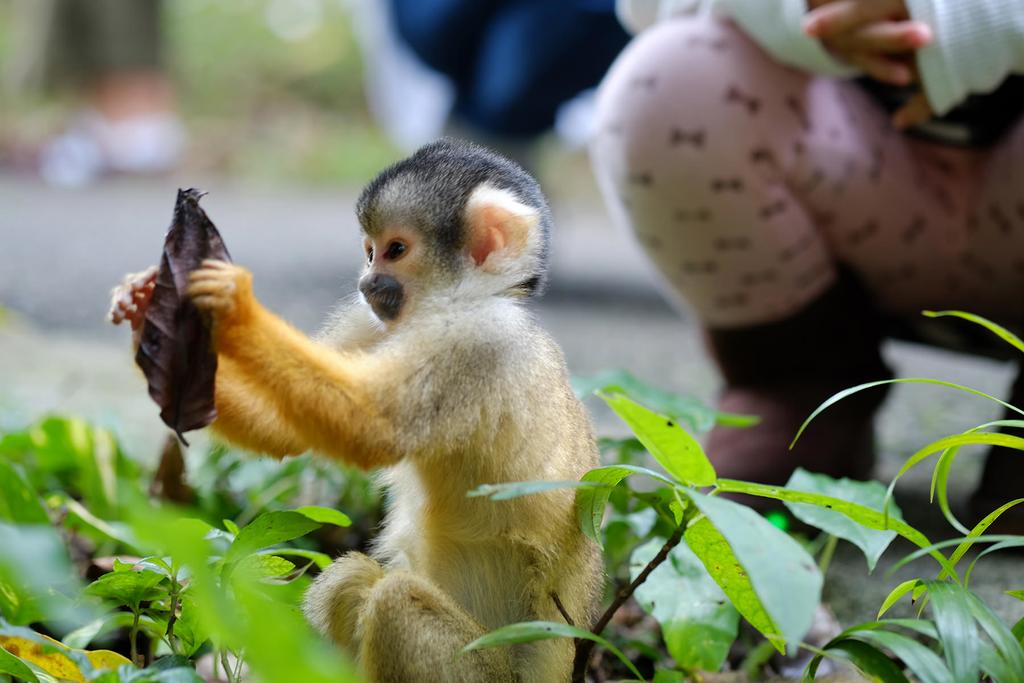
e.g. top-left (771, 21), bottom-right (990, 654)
top-left (905, 0), bottom-right (1024, 115)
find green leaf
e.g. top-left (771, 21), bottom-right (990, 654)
top-left (783, 469), bottom-right (898, 571)
top-left (172, 594), bottom-right (208, 658)
top-left (60, 497), bottom-right (140, 551)
top-left (574, 370), bottom-right (757, 432)
top-left (467, 480), bottom-right (603, 501)
top-left (885, 433), bottom-right (1024, 520)
top-left (8, 417), bottom-right (137, 520)
top-left (980, 643), bottom-right (1019, 683)
top-left (0, 645), bottom-right (40, 683)
top-left (1012, 616), bottom-right (1024, 644)
top-left (574, 464), bottom-right (674, 546)
top-left (942, 499), bottom-right (1024, 580)
top-left (714, 479), bottom-right (960, 580)
top-left (0, 461), bottom-right (48, 525)
top-left (84, 568), bottom-right (167, 606)
top-left (235, 555), bottom-right (296, 581)
top-left (925, 581), bottom-right (980, 683)
top-left (222, 519), bottom-right (240, 536)
top-left (877, 579), bottom-right (922, 619)
top-left (600, 393), bottom-right (716, 486)
top-left (922, 310), bottom-right (1024, 354)
top-left (927, 419), bottom-right (1024, 536)
top-left (652, 670), bottom-right (686, 683)
top-left (116, 660), bottom-right (204, 682)
top-left (963, 589), bottom-right (1024, 678)
top-left (931, 443), bottom-right (969, 535)
top-left (806, 638), bottom-right (910, 682)
top-left (269, 548), bottom-right (333, 570)
top-left (631, 538), bottom-right (739, 671)
top-left (848, 630), bottom-right (949, 683)
top-left (0, 523), bottom-right (84, 626)
top-left (226, 511), bottom-right (321, 564)
top-left (1008, 590), bottom-right (1024, 602)
top-left (964, 538), bottom-right (1024, 586)
top-left (683, 490), bottom-right (822, 653)
top-left (793, 378), bottom-right (1024, 449)
top-left (463, 621), bottom-right (643, 681)
top-left (293, 506), bottom-right (351, 528)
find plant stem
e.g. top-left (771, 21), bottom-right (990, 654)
top-left (571, 523), bottom-right (685, 682)
top-left (165, 571), bottom-right (181, 654)
top-left (740, 638), bottom-right (777, 679)
top-left (129, 608), bottom-right (141, 666)
top-left (221, 649), bottom-right (236, 683)
top-left (818, 534), bottom-right (838, 576)
top-left (551, 592), bottom-right (574, 626)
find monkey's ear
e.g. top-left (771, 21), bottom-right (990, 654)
top-left (464, 185), bottom-right (539, 268)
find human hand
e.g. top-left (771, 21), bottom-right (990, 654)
top-left (804, 0), bottom-right (935, 128)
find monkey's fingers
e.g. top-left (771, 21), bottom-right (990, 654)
top-left (190, 294), bottom-right (236, 316)
top-left (109, 266), bottom-right (158, 327)
top-left (199, 259), bottom-right (233, 270)
top-left (187, 273), bottom-right (238, 317)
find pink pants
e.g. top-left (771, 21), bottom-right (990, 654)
top-left (590, 18), bottom-right (1024, 329)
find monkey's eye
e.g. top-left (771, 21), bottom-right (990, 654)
top-left (365, 246), bottom-right (374, 264)
top-left (383, 241), bottom-right (407, 261)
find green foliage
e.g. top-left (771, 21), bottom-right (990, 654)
top-left (2, 310), bottom-right (1023, 681)
top-left (463, 621), bottom-right (644, 681)
top-left (468, 311), bottom-right (1024, 682)
top-left (575, 370), bottom-right (758, 433)
top-left (0, 415), bottom-right (369, 683)
top-left (630, 539), bottom-right (739, 672)
top-left (782, 470), bottom-right (898, 572)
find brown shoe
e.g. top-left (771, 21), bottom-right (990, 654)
top-left (705, 271), bottom-right (892, 486)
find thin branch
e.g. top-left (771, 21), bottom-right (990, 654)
top-left (551, 592), bottom-right (574, 626)
top-left (571, 523), bottom-right (685, 682)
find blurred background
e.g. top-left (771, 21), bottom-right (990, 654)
top-left (0, 0), bottom-right (1018, 628)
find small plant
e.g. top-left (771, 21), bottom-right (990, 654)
top-left (0, 311), bottom-right (1022, 681)
top-left (0, 418), bottom-right (368, 683)
top-left (467, 311), bottom-right (1024, 682)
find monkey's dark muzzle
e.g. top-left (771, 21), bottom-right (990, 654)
top-left (359, 273), bottom-right (405, 321)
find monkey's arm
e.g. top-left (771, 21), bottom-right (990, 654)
top-left (189, 261), bottom-right (399, 470)
top-left (209, 356), bottom-right (309, 458)
top-left (108, 268), bottom-right (309, 459)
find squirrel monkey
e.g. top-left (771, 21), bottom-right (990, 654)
top-left (111, 139), bottom-right (602, 682)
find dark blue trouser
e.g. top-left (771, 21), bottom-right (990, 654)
top-left (391, 0), bottom-right (629, 137)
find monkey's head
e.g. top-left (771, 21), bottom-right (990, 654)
top-left (354, 138), bottom-right (552, 323)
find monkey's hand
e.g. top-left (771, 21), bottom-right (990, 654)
top-left (109, 266), bottom-right (158, 349)
top-left (187, 260), bottom-right (258, 349)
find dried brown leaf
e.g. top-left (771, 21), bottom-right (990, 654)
top-left (136, 188), bottom-right (231, 443)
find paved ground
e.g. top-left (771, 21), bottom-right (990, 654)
top-left (1, 172), bottom-right (1021, 631)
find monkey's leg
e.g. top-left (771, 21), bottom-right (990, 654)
top-left (304, 554), bottom-right (513, 682)
top-left (303, 552), bottom-right (386, 653)
top-left (359, 572), bottom-right (514, 683)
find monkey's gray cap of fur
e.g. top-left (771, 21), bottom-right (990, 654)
top-left (355, 138), bottom-right (553, 297)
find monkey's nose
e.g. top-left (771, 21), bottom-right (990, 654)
top-left (359, 273), bottom-right (400, 298)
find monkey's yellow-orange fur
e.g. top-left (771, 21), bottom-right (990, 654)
top-left (112, 141), bottom-right (603, 682)
top-left (180, 193), bottom-right (602, 681)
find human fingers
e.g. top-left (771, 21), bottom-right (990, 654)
top-left (804, 0), bottom-right (909, 39)
top-left (829, 20), bottom-right (932, 54)
top-left (846, 52), bottom-right (916, 86)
